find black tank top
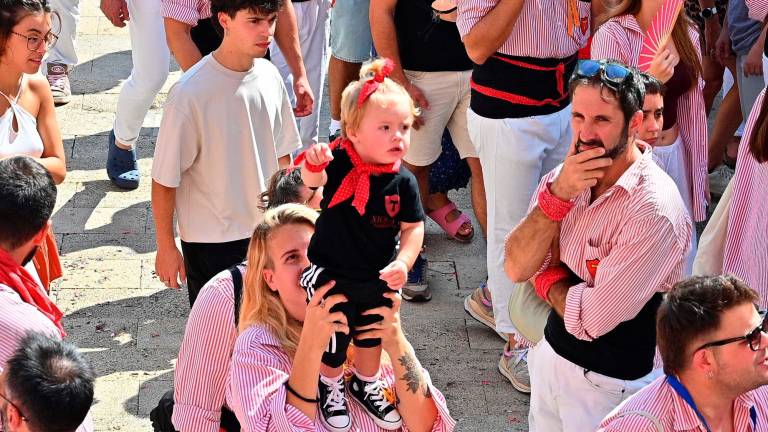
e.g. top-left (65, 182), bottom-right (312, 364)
top-left (662, 62), bottom-right (693, 130)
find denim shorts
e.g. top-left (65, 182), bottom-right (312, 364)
top-left (330, 0), bottom-right (374, 63)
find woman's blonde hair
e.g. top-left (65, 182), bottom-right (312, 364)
top-left (339, 57), bottom-right (419, 139)
top-left (238, 203), bottom-right (319, 357)
top-left (598, 0), bottom-right (702, 87)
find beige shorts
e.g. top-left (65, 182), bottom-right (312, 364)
top-left (403, 69), bottom-right (477, 166)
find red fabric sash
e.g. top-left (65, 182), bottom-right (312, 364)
top-left (0, 247), bottom-right (66, 337)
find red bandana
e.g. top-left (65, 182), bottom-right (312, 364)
top-left (328, 137), bottom-right (401, 216)
top-left (0, 247), bottom-right (66, 337)
top-left (358, 58), bottom-right (395, 107)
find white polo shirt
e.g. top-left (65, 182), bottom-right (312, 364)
top-left (152, 54), bottom-right (300, 243)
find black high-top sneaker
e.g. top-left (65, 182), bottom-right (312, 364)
top-left (348, 374), bottom-right (402, 430)
top-left (318, 376), bottom-right (351, 432)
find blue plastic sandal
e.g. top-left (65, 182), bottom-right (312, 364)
top-left (106, 130), bottom-right (139, 190)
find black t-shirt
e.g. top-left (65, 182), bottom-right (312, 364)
top-left (394, 0), bottom-right (472, 72)
top-left (308, 148), bottom-right (425, 280)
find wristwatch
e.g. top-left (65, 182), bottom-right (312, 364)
top-left (700, 6), bottom-right (719, 20)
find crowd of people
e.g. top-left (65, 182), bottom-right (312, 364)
top-left (0, 0), bottom-right (767, 430)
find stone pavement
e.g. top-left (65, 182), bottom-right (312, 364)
top-left (50, 1), bottom-right (529, 430)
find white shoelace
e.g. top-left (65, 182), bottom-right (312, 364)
top-left (362, 379), bottom-right (392, 412)
top-left (47, 73), bottom-right (68, 90)
top-left (322, 379), bottom-right (347, 413)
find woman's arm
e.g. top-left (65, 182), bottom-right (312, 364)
top-left (164, 17), bottom-right (203, 71)
top-left (30, 75), bottom-right (66, 184)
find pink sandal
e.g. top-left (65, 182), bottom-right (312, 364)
top-left (427, 202), bottom-right (474, 243)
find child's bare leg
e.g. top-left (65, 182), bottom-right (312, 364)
top-left (320, 364), bottom-right (343, 380)
top-left (354, 345), bottom-right (383, 378)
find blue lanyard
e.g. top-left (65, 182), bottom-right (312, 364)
top-left (666, 375), bottom-right (758, 431)
top-left (666, 375), bottom-right (712, 432)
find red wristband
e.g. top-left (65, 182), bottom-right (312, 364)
top-left (538, 183), bottom-right (574, 222)
top-left (295, 150), bottom-right (330, 173)
top-left (534, 265), bottom-right (571, 302)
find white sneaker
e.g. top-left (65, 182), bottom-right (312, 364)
top-left (708, 165), bottom-right (734, 198)
top-left (498, 345), bottom-right (531, 394)
top-left (318, 376), bottom-right (351, 432)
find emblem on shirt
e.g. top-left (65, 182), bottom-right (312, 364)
top-left (586, 259), bottom-right (600, 279)
top-left (385, 195), bottom-right (400, 218)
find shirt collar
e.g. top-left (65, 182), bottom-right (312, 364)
top-left (615, 14), bottom-right (644, 35)
top-left (668, 380), bottom-right (759, 431)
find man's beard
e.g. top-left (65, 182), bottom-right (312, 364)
top-left (576, 123), bottom-right (631, 160)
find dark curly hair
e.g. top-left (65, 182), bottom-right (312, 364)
top-left (210, 0), bottom-right (284, 37)
top-left (0, 0), bottom-right (56, 58)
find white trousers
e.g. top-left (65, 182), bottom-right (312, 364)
top-left (528, 339), bottom-right (659, 432)
top-left (467, 107), bottom-right (571, 335)
top-left (270, 0), bottom-right (331, 149)
top-left (113, 0), bottom-right (171, 147)
top-left (652, 137), bottom-right (697, 276)
top-left (48, 0), bottom-right (79, 66)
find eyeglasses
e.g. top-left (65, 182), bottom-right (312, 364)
top-left (696, 312), bottom-right (768, 352)
top-left (574, 59), bottom-right (634, 91)
top-left (11, 31), bottom-right (59, 51)
top-left (0, 390), bottom-right (28, 422)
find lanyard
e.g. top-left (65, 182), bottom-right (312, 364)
top-left (666, 375), bottom-right (758, 432)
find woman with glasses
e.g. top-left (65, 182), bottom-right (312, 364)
top-left (592, 0), bottom-right (707, 276)
top-left (0, 0), bottom-right (66, 292)
top-left (599, 275), bottom-right (768, 431)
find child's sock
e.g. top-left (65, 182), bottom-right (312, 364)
top-left (320, 371), bottom-right (344, 385)
top-left (354, 368), bottom-right (380, 383)
top-left (329, 119), bottom-right (341, 136)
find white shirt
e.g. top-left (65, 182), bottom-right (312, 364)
top-left (152, 55), bottom-right (301, 243)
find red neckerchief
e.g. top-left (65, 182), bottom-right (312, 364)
top-left (328, 137), bottom-right (401, 216)
top-left (0, 247), bottom-right (66, 337)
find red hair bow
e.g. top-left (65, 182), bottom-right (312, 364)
top-left (357, 58), bottom-right (396, 107)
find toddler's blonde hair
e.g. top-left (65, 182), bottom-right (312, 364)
top-left (339, 58), bottom-right (419, 139)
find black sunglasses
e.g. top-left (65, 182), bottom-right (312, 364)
top-left (0, 390), bottom-right (28, 422)
top-left (574, 59), bottom-right (634, 91)
top-left (696, 311), bottom-right (768, 352)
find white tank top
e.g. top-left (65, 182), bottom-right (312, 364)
top-left (0, 76), bottom-right (44, 158)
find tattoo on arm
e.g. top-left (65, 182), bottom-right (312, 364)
top-left (397, 353), bottom-right (432, 398)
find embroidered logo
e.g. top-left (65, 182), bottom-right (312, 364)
top-left (385, 195), bottom-right (400, 218)
top-left (586, 259), bottom-right (600, 279)
top-left (580, 16), bottom-right (589, 34)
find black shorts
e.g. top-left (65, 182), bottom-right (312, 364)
top-left (300, 263), bottom-right (393, 368)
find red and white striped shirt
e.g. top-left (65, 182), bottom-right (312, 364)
top-left (598, 375), bottom-right (768, 431)
top-left (724, 88), bottom-right (768, 308)
top-left (456, 0), bottom-right (591, 59)
top-left (591, 14), bottom-right (709, 222)
top-left (226, 324), bottom-right (456, 432)
top-left (161, 0), bottom-right (211, 25)
top-left (0, 284), bottom-right (94, 432)
top-left (746, 0), bottom-right (768, 22)
top-left (173, 267), bottom-right (242, 432)
top-left (532, 143), bottom-right (691, 341)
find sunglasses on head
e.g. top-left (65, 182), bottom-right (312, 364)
top-left (696, 310), bottom-right (768, 352)
top-left (574, 59), bottom-right (634, 91)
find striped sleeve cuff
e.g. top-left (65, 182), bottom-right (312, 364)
top-left (269, 385), bottom-right (316, 431)
top-left (160, 0), bottom-right (202, 26)
top-left (563, 282), bottom-right (593, 341)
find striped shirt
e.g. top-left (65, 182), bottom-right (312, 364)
top-left (173, 267), bottom-right (242, 432)
top-left (598, 375), bottom-right (768, 431)
top-left (591, 14), bottom-right (709, 222)
top-left (532, 143), bottom-right (691, 341)
top-left (0, 284), bottom-right (94, 432)
top-left (746, 0), bottom-right (767, 24)
top-left (226, 324), bottom-right (456, 432)
top-left (456, 0), bottom-right (591, 59)
top-left (161, 0), bottom-right (211, 25)
top-left (724, 88), bottom-right (768, 308)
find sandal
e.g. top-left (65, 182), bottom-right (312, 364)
top-left (106, 130), bottom-right (140, 190)
top-left (427, 201), bottom-right (474, 243)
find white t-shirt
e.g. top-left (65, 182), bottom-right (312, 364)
top-left (152, 55), bottom-right (300, 243)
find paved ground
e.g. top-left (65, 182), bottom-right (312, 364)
top-left (50, 1), bottom-right (527, 430)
